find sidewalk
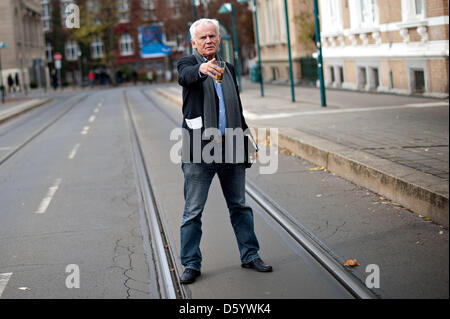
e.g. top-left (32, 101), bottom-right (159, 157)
top-left (0, 98), bottom-right (52, 124)
top-left (155, 78), bottom-right (449, 227)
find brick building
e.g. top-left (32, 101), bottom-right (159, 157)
top-left (41, 0), bottom-right (186, 85)
top-left (0, 0), bottom-right (47, 92)
top-left (319, 0), bottom-right (449, 97)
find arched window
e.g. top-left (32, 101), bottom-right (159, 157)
top-left (120, 34), bottom-right (134, 56)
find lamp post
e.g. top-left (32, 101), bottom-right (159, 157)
top-left (313, 0), bottom-right (327, 107)
top-left (283, 0), bottom-right (295, 102)
top-left (192, 0), bottom-right (198, 20)
top-left (219, 3), bottom-right (241, 91)
top-left (78, 50), bottom-right (83, 88)
top-left (0, 41), bottom-right (7, 104)
top-left (238, 0), bottom-right (264, 97)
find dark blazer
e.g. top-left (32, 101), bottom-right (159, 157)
top-left (176, 54), bottom-right (249, 162)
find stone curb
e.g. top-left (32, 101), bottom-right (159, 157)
top-left (154, 88), bottom-right (449, 228)
top-left (0, 98), bottom-right (52, 125)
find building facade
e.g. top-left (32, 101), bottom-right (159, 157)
top-left (319, 0), bottom-right (449, 97)
top-left (0, 0), bottom-right (47, 92)
top-left (255, 0), bottom-right (317, 84)
top-left (41, 0), bottom-right (186, 85)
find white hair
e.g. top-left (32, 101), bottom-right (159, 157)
top-left (190, 18), bottom-right (220, 41)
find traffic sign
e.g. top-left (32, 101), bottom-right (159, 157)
top-left (54, 52), bottom-right (62, 61)
top-left (55, 60), bottom-right (62, 69)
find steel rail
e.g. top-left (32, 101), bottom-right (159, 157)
top-left (123, 91), bottom-right (182, 299)
top-left (138, 87), bottom-right (378, 299)
top-left (0, 93), bottom-right (89, 166)
top-left (245, 179), bottom-right (377, 299)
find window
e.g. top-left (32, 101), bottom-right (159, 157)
top-left (142, 0), bottom-right (155, 10)
top-left (42, 0), bottom-right (51, 31)
top-left (412, 69), bottom-right (425, 93)
top-left (271, 67), bottom-right (279, 81)
top-left (261, 0), bottom-right (283, 44)
top-left (401, 0), bottom-right (425, 22)
top-left (65, 40), bottom-right (79, 61)
top-left (349, 0), bottom-right (378, 29)
top-left (414, 0), bottom-right (423, 15)
top-left (358, 67), bottom-right (367, 89)
top-left (120, 34), bottom-right (134, 56)
top-left (338, 66), bottom-right (344, 83)
top-left (118, 0), bottom-right (130, 22)
top-left (142, 0), bottom-right (156, 20)
top-left (320, 0), bottom-right (344, 34)
top-left (369, 67), bottom-right (379, 89)
top-left (329, 66), bottom-right (335, 83)
top-left (90, 37), bottom-right (104, 59)
top-left (360, 0), bottom-right (377, 27)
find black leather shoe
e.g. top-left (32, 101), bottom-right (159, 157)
top-left (180, 268), bottom-right (201, 284)
top-left (241, 258), bottom-right (273, 272)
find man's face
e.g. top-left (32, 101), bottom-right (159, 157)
top-left (191, 22), bottom-right (221, 58)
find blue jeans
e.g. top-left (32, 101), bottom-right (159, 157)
top-left (180, 162), bottom-right (260, 271)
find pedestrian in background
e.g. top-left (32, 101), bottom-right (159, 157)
top-left (176, 18), bottom-right (272, 285)
top-left (88, 70), bottom-right (95, 88)
top-left (132, 70), bottom-right (138, 86)
top-left (51, 69), bottom-right (58, 90)
top-left (7, 74), bottom-right (14, 93)
top-left (15, 73), bottom-right (20, 92)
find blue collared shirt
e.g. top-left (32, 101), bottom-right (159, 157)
top-left (199, 58), bottom-right (227, 136)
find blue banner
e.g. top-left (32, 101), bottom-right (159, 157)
top-left (139, 25), bottom-right (171, 58)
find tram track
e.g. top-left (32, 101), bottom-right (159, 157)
top-left (0, 93), bottom-right (90, 167)
top-left (124, 91), bottom-right (185, 299)
top-left (132, 88), bottom-right (378, 299)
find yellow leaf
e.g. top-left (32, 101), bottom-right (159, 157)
top-left (344, 259), bottom-right (360, 267)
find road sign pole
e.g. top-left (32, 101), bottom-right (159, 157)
top-left (283, 0), bottom-right (295, 102)
top-left (313, 0), bottom-right (327, 107)
top-left (253, 0), bottom-right (264, 97)
top-left (54, 52), bottom-right (62, 90)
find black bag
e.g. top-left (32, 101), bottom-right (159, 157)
top-left (244, 133), bottom-right (258, 168)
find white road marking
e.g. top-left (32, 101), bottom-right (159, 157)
top-left (35, 178), bottom-right (62, 214)
top-left (0, 147), bottom-right (12, 151)
top-left (0, 273), bottom-right (13, 298)
top-left (94, 108), bottom-right (99, 113)
top-left (68, 143), bottom-right (81, 160)
top-left (244, 101), bottom-right (449, 120)
top-left (89, 115), bottom-right (96, 123)
top-left (81, 126), bottom-right (90, 135)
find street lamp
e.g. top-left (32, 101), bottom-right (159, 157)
top-left (192, 0), bottom-right (198, 21)
top-left (219, 3), bottom-right (241, 91)
top-left (0, 41), bottom-right (7, 104)
top-left (78, 50), bottom-right (83, 88)
top-left (238, 0), bottom-right (264, 97)
top-left (283, 0), bottom-right (295, 102)
top-left (313, 0), bottom-right (327, 107)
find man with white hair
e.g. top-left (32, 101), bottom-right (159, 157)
top-left (176, 18), bottom-right (272, 285)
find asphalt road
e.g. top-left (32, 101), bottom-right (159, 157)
top-left (0, 85), bottom-right (447, 299)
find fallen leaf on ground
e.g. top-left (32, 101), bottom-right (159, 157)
top-left (278, 147), bottom-right (293, 156)
top-left (343, 259), bottom-right (360, 267)
top-left (309, 166), bottom-right (326, 171)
